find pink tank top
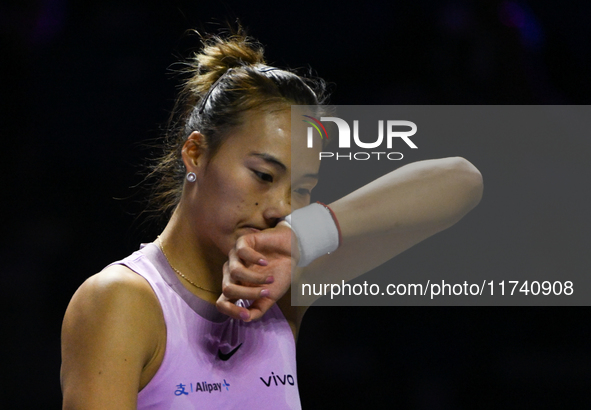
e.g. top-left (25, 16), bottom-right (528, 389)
top-left (111, 243), bottom-right (301, 409)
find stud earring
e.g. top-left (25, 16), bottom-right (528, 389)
top-left (186, 172), bottom-right (196, 182)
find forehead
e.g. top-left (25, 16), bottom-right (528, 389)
top-left (222, 108), bottom-right (290, 155)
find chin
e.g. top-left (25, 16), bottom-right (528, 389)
top-left (221, 236), bottom-right (240, 257)
top-left (218, 229), bottom-right (256, 257)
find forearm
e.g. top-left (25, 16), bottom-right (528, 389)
top-left (292, 157), bottom-right (483, 286)
top-left (329, 157), bottom-right (483, 242)
top-left (222, 157), bottom-right (483, 314)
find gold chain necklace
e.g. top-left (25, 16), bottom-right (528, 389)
top-left (157, 237), bottom-right (218, 294)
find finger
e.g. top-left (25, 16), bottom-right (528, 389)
top-left (227, 252), bottom-right (273, 285)
top-left (227, 266), bottom-right (274, 286)
top-left (222, 283), bottom-right (270, 301)
top-left (235, 245), bottom-right (268, 266)
top-left (216, 295), bottom-right (251, 321)
top-left (248, 226), bottom-right (293, 256)
top-left (243, 297), bottom-right (275, 322)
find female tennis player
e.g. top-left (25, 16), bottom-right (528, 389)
top-left (61, 30), bottom-right (482, 409)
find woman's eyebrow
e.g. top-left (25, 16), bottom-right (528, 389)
top-left (251, 152), bottom-right (287, 172)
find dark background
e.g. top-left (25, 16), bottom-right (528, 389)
top-left (2, 0), bottom-right (590, 408)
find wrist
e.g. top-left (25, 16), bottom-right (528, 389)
top-left (283, 202), bottom-right (341, 267)
top-left (277, 220), bottom-right (301, 265)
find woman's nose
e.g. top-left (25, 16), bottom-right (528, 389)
top-left (262, 188), bottom-right (291, 225)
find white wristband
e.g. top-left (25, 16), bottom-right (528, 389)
top-left (284, 203), bottom-right (340, 267)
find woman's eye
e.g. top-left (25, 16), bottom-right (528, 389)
top-left (254, 171), bottom-right (273, 183)
top-left (294, 188), bottom-right (311, 196)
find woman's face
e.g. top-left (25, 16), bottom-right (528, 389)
top-left (186, 106), bottom-right (321, 257)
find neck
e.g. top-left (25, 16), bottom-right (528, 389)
top-left (157, 205), bottom-right (226, 302)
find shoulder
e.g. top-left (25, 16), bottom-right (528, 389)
top-left (78, 263), bottom-right (157, 302)
top-left (61, 265), bottom-right (166, 407)
top-left (63, 264), bottom-right (164, 344)
top-left (64, 264), bottom-right (161, 325)
top-left (62, 263), bottom-right (165, 352)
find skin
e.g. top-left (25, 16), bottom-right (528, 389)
top-left (220, 140), bottom-right (484, 335)
top-left (61, 104), bottom-right (483, 408)
top-left (61, 106), bottom-right (313, 409)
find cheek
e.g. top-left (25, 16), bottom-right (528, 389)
top-left (204, 167), bottom-right (256, 218)
top-left (291, 196), bottom-right (310, 211)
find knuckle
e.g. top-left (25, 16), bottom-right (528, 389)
top-left (237, 235), bottom-right (249, 248)
top-left (229, 260), bottom-right (242, 272)
top-left (222, 284), bottom-right (233, 295)
top-left (230, 268), bottom-right (245, 281)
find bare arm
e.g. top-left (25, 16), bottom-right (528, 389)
top-left (61, 266), bottom-right (165, 410)
top-left (219, 157), bottom-right (483, 332)
top-left (301, 156), bottom-right (483, 284)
